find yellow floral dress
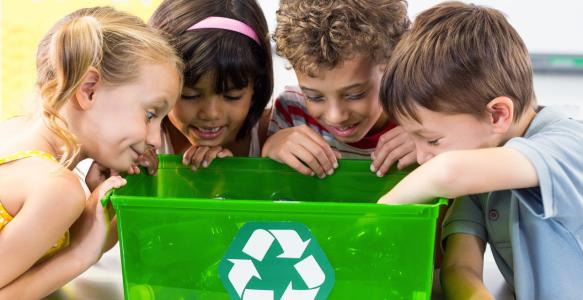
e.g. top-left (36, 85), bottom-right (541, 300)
top-left (0, 150), bottom-right (70, 259)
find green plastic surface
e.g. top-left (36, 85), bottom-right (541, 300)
top-left (106, 155), bottom-right (447, 300)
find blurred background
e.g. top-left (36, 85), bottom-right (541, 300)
top-left (1, 0), bottom-right (582, 119)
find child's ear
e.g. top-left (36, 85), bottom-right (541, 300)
top-left (486, 96), bottom-right (514, 133)
top-left (75, 67), bottom-right (101, 110)
top-left (377, 64), bottom-right (387, 73)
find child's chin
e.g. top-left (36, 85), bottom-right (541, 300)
top-left (333, 132), bottom-right (363, 144)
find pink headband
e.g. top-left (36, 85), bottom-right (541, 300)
top-left (187, 16), bottom-right (261, 46)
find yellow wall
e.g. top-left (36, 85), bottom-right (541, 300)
top-left (0, 0), bottom-right (163, 119)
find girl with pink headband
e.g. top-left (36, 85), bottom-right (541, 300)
top-left (148, 0), bottom-right (273, 169)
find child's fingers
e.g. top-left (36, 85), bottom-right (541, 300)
top-left (397, 150), bottom-right (417, 170)
top-left (292, 129), bottom-right (336, 175)
top-left (301, 141), bottom-right (336, 177)
top-left (300, 126), bottom-right (338, 168)
top-left (202, 147), bottom-right (224, 168)
top-left (127, 163), bottom-right (140, 175)
top-left (376, 126), bottom-right (405, 148)
top-left (289, 143), bottom-right (329, 178)
top-left (371, 130), bottom-right (409, 172)
top-left (182, 146), bottom-right (198, 166)
top-left (191, 146), bottom-right (211, 170)
top-left (95, 176), bottom-right (127, 200)
top-left (280, 153), bottom-right (314, 176)
top-left (332, 149), bottom-right (343, 160)
top-left (375, 141), bottom-right (414, 177)
top-left (142, 147), bottom-right (158, 175)
top-left (217, 148), bottom-right (233, 158)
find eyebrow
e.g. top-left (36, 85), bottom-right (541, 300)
top-left (300, 82), bottom-right (369, 94)
top-left (151, 98), bottom-right (170, 110)
top-left (412, 129), bottom-right (439, 137)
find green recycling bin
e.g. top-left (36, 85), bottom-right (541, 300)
top-left (104, 155), bottom-right (447, 300)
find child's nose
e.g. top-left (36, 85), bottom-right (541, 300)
top-left (324, 103), bottom-right (349, 124)
top-left (146, 126), bottom-right (162, 150)
top-left (199, 98), bottom-right (223, 120)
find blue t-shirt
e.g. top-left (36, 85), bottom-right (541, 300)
top-left (442, 106), bottom-right (583, 300)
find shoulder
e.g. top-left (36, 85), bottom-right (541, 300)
top-left (23, 160), bottom-right (86, 217)
top-left (507, 109), bottom-right (583, 159)
top-left (273, 86), bottom-right (307, 111)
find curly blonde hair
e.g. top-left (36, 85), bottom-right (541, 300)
top-left (274, 0), bottom-right (410, 76)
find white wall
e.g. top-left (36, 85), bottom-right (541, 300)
top-left (258, 0), bottom-right (583, 107)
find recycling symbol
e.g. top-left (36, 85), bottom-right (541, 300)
top-left (219, 222), bottom-right (335, 300)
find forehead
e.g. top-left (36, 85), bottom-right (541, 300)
top-left (398, 105), bottom-right (484, 133)
top-left (296, 55), bottom-right (379, 91)
top-left (135, 63), bottom-right (181, 104)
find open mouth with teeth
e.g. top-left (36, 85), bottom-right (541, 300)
top-left (189, 125), bottom-right (225, 140)
top-left (327, 122), bottom-right (360, 138)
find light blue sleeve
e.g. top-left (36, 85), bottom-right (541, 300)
top-left (504, 118), bottom-right (583, 230)
top-left (441, 194), bottom-right (487, 247)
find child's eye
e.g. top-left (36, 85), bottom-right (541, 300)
top-left (224, 94), bottom-right (243, 101)
top-left (428, 138), bottom-right (440, 146)
top-left (181, 94), bottom-right (200, 101)
top-left (146, 111), bottom-right (157, 122)
top-left (345, 91), bottom-right (367, 100)
top-left (305, 95), bottom-right (324, 103)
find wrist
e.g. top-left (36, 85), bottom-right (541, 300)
top-left (67, 244), bottom-right (100, 271)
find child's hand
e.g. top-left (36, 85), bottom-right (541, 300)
top-left (262, 125), bottom-right (341, 178)
top-left (132, 146), bottom-right (158, 176)
top-left (182, 145), bottom-right (233, 171)
top-left (85, 161), bottom-right (119, 193)
top-left (371, 126), bottom-right (416, 177)
top-left (70, 176), bottom-right (126, 266)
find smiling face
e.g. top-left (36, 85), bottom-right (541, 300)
top-left (398, 105), bottom-right (500, 164)
top-left (295, 55), bottom-right (387, 143)
top-left (167, 71), bottom-right (254, 147)
top-left (78, 63), bottom-right (181, 171)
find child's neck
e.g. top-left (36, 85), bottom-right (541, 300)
top-left (165, 120), bottom-right (192, 155)
top-left (224, 134), bottom-right (251, 157)
top-left (500, 107), bottom-right (538, 145)
top-left (9, 119), bottom-right (85, 169)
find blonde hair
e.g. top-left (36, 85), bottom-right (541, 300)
top-left (35, 7), bottom-right (183, 167)
top-left (274, 0), bottom-right (410, 76)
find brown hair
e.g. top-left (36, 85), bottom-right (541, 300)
top-left (274, 0), bottom-right (410, 76)
top-left (36, 6), bottom-right (183, 167)
top-left (149, 0), bottom-right (273, 140)
top-left (380, 1), bottom-right (535, 123)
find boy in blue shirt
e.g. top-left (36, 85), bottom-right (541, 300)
top-left (377, 2), bottom-right (583, 299)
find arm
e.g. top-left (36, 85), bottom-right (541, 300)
top-left (441, 233), bottom-right (494, 300)
top-left (0, 172), bottom-right (85, 290)
top-left (378, 147), bottom-right (538, 204)
top-left (0, 174), bottom-right (124, 299)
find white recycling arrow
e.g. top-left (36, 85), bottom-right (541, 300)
top-left (243, 289), bottom-right (274, 300)
top-left (281, 282), bottom-right (319, 300)
top-left (294, 255), bottom-right (325, 289)
top-left (269, 230), bottom-right (311, 259)
top-left (242, 229), bottom-right (275, 262)
top-left (228, 259), bottom-right (261, 297)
